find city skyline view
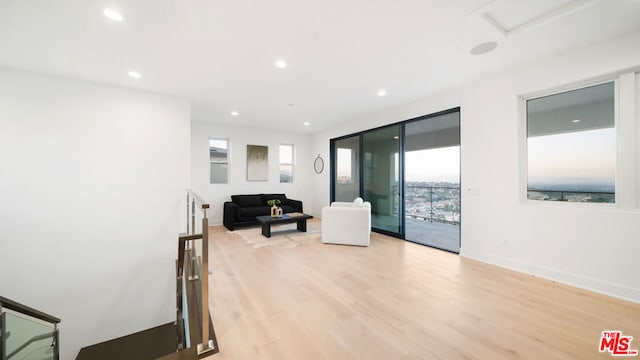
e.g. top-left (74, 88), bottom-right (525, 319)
top-left (528, 127), bottom-right (615, 191)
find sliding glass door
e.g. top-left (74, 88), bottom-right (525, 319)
top-left (363, 125), bottom-right (401, 233)
top-left (404, 112), bottom-right (460, 252)
top-left (333, 135), bottom-right (360, 202)
top-left (330, 108), bottom-right (461, 251)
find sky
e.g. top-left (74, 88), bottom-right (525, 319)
top-left (405, 146), bottom-right (460, 183)
top-left (338, 146), bottom-right (460, 183)
top-left (337, 148), bottom-right (354, 178)
top-left (528, 128), bottom-right (615, 184)
top-left (337, 127), bottom-right (614, 186)
top-left (209, 138), bottom-right (227, 150)
top-left (279, 144), bottom-right (293, 163)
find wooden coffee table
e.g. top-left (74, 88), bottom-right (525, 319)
top-left (255, 213), bottom-right (313, 238)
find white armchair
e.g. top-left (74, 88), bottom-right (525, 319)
top-left (321, 198), bottom-right (371, 246)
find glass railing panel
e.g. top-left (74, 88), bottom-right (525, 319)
top-left (193, 240), bottom-right (203, 280)
top-left (181, 265), bottom-right (191, 349)
top-left (405, 185), bottom-right (461, 252)
top-left (405, 185), bottom-right (461, 225)
top-left (430, 187), bottom-right (461, 224)
top-left (3, 309), bottom-right (56, 360)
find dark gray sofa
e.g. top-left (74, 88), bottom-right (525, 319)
top-left (223, 193), bottom-right (303, 230)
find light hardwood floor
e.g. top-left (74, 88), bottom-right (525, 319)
top-left (205, 219), bottom-right (640, 359)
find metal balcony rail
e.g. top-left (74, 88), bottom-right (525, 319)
top-left (0, 296), bottom-right (60, 360)
top-left (175, 189), bottom-right (218, 358)
top-left (527, 188), bottom-right (615, 203)
top-left (405, 185), bottom-right (461, 225)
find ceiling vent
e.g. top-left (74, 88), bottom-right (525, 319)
top-left (468, 0), bottom-right (604, 38)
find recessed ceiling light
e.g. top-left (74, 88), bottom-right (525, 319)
top-left (230, 111), bottom-right (239, 116)
top-left (128, 71), bottom-right (141, 78)
top-left (303, 122), bottom-right (310, 126)
top-left (275, 59), bottom-right (287, 69)
top-left (470, 41), bottom-right (498, 55)
top-left (571, 119), bottom-right (581, 123)
top-left (103, 9), bottom-right (124, 22)
top-left (377, 89), bottom-right (387, 97)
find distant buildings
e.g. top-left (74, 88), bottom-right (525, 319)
top-left (405, 182), bottom-right (461, 224)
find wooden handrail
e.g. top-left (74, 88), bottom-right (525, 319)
top-left (178, 233), bottom-right (203, 241)
top-left (0, 296), bottom-right (60, 324)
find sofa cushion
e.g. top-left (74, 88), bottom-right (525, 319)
top-left (280, 205), bottom-right (295, 213)
top-left (261, 193), bottom-right (287, 205)
top-left (240, 206), bottom-right (270, 218)
top-left (353, 197), bottom-right (364, 207)
top-left (232, 194), bottom-right (263, 207)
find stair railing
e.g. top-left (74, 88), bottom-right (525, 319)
top-left (0, 296), bottom-right (60, 360)
top-left (175, 189), bottom-right (218, 358)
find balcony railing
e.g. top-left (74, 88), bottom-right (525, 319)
top-left (405, 185), bottom-right (460, 225)
top-left (527, 189), bottom-right (615, 203)
top-left (0, 297), bottom-right (60, 360)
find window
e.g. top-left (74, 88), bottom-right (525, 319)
top-left (279, 144), bottom-right (294, 183)
top-left (526, 82), bottom-right (615, 203)
top-left (337, 148), bottom-right (354, 183)
top-left (209, 138), bottom-right (228, 184)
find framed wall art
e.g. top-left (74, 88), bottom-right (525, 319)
top-left (247, 145), bottom-right (268, 181)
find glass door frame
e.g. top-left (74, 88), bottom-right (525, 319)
top-left (330, 106), bottom-right (461, 247)
top-left (362, 124), bottom-right (403, 236)
top-left (330, 125), bottom-right (405, 239)
top-left (403, 108), bottom-right (462, 253)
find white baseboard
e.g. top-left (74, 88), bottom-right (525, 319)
top-left (460, 247), bottom-right (640, 304)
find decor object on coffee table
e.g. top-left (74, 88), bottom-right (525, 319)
top-left (321, 197), bottom-right (371, 246)
top-left (268, 199), bottom-right (283, 217)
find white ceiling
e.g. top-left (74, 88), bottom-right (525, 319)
top-left (1, 0), bottom-right (639, 134)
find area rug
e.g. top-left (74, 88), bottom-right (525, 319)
top-left (229, 220), bottom-right (322, 249)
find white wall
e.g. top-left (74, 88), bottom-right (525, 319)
top-left (311, 31), bottom-right (640, 303)
top-left (191, 120), bottom-right (315, 224)
top-left (0, 69), bottom-right (190, 359)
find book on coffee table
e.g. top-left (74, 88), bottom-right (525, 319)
top-left (287, 212), bottom-right (305, 217)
